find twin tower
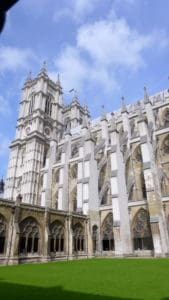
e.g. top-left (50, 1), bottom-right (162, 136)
top-left (4, 63), bottom-right (89, 206)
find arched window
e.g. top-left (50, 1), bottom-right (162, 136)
top-left (141, 173), bottom-right (147, 199)
top-left (73, 223), bottom-right (85, 253)
top-left (0, 214), bottom-right (6, 254)
top-left (45, 96), bottom-right (52, 116)
top-left (43, 147), bottom-right (49, 167)
top-left (19, 217), bottom-right (40, 254)
top-left (70, 164), bottom-right (78, 179)
top-left (98, 163), bottom-right (107, 193)
top-left (71, 145), bottom-right (79, 158)
top-left (163, 109), bottom-right (169, 127)
top-left (101, 213), bottom-right (114, 251)
top-left (132, 209), bottom-right (153, 250)
top-left (71, 187), bottom-right (77, 212)
top-left (49, 221), bottom-right (64, 253)
top-left (29, 95), bottom-right (35, 114)
top-left (162, 135), bottom-right (169, 155)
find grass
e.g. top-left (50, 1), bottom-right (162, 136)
top-left (0, 258), bottom-right (169, 300)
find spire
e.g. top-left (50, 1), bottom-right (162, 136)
top-left (41, 61), bottom-right (47, 73)
top-left (38, 61), bottom-right (48, 78)
top-left (110, 112), bottom-right (116, 131)
top-left (69, 89), bottom-right (79, 106)
top-left (24, 71), bottom-right (32, 85)
top-left (101, 105), bottom-right (107, 121)
top-left (121, 96), bottom-right (127, 113)
top-left (144, 86), bottom-right (151, 104)
top-left (56, 73), bottom-right (61, 85)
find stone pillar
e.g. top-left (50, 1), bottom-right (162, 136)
top-left (86, 218), bottom-right (93, 257)
top-left (6, 204), bottom-right (20, 265)
top-left (138, 115), bottom-right (169, 256)
top-left (62, 131), bottom-right (71, 211)
top-left (45, 139), bottom-right (57, 208)
top-left (66, 215), bottom-right (73, 259)
top-left (121, 97), bottom-right (131, 140)
top-left (110, 125), bottom-right (132, 256)
top-left (101, 109), bottom-right (109, 145)
top-left (43, 207), bottom-right (50, 261)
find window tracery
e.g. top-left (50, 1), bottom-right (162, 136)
top-left (72, 223), bottom-right (85, 252)
top-left (101, 213), bottom-right (114, 251)
top-left (19, 217), bottom-right (40, 254)
top-left (132, 209), bottom-right (153, 250)
top-left (45, 96), bottom-right (52, 116)
top-left (49, 221), bottom-right (64, 253)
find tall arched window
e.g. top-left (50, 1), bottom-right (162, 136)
top-left (19, 217), bottom-right (40, 254)
top-left (163, 109), bottom-right (169, 127)
top-left (101, 213), bottom-right (114, 251)
top-left (132, 209), bottom-right (153, 250)
top-left (45, 96), bottom-right (52, 116)
top-left (49, 221), bottom-right (64, 253)
top-left (73, 223), bottom-right (85, 253)
top-left (29, 95), bottom-right (35, 114)
top-left (0, 214), bottom-right (6, 254)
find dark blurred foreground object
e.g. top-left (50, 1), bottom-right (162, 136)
top-left (0, 0), bottom-right (19, 33)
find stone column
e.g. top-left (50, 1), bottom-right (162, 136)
top-left (6, 204), bottom-right (20, 265)
top-left (66, 215), bottom-right (73, 259)
top-left (138, 115), bottom-right (169, 256)
top-left (110, 124), bottom-right (132, 256)
top-left (43, 207), bottom-right (50, 261)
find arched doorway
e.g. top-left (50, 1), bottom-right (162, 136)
top-left (19, 217), bottom-right (40, 254)
top-left (49, 220), bottom-right (64, 253)
top-left (72, 223), bottom-right (85, 253)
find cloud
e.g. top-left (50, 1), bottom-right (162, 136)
top-left (53, 0), bottom-right (101, 23)
top-left (0, 134), bottom-right (10, 156)
top-left (0, 46), bottom-right (37, 72)
top-left (53, 17), bottom-right (168, 95)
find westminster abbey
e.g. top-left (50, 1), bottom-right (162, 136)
top-left (1, 64), bottom-right (169, 265)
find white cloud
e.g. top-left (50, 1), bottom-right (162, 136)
top-left (0, 135), bottom-right (10, 156)
top-left (77, 19), bottom-right (153, 70)
top-left (53, 17), bottom-right (168, 95)
top-left (53, 0), bottom-right (100, 23)
top-left (0, 46), bottom-right (37, 72)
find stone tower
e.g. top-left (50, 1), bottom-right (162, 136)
top-left (4, 63), bottom-right (63, 205)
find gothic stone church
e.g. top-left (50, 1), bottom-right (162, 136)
top-left (1, 64), bottom-right (169, 265)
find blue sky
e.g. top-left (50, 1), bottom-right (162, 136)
top-left (1, 0), bottom-right (169, 178)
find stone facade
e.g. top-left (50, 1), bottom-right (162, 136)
top-left (1, 65), bottom-right (169, 264)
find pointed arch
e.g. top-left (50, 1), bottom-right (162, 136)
top-left (162, 107), bottom-right (169, 128)
top-left (161, 134), bottom-right (169, 156)
top-left (19, 217), bottom-right (40, 255)
top-left (49, 220), bottom-right (64, 253)
top-left (72, 223), bottom-right (85, 253)
top-left (132, 209), bottom-right (153, 250)
top-left (101, 213), bottom-right (114, 251)
top-left (0, 214), bottom-right (6, 254)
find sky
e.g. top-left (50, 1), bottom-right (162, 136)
top-left (1, 0), bottom-right (169, 178)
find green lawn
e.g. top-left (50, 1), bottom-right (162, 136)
top-left (0, 259), bottom-right (169, 300)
